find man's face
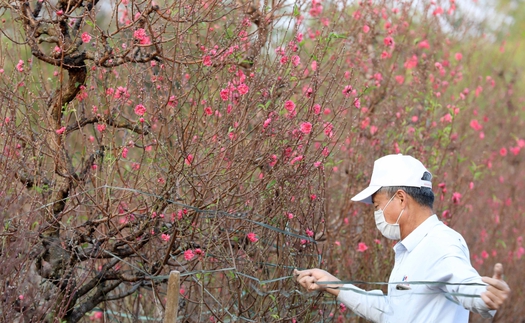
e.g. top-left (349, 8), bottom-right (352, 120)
top-left (372, 190), bottom-right (403, 224)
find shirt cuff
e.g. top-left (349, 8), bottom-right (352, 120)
top-left (336, 284), bottom-right (364, 309)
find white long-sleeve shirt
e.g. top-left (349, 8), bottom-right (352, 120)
top-left (337, 215), bottom-right (494, 322)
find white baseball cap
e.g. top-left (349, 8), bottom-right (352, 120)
top-left (351, 154), bottom-right (432, 204)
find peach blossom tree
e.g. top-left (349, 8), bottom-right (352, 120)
top-left (0, 0), bottom-right (523, 322)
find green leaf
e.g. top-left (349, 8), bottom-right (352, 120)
top-left (328, 32), bottom-right (346, 41)
top-left (293, 5), bottom-right (300, 17)
top-left (496, 239), bottom-right (507, 249)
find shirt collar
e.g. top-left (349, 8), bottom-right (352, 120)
top-left (396, 214), bottom-right (440, 252)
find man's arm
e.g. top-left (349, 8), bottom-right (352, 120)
top-left (295, 269), bottom-right (389, 323)
top-left (436, 255), bottom-right (510, 318)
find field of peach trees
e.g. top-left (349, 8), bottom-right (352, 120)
top-left (0, 0), bottom-right (523, 322)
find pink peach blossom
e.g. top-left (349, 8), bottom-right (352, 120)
top-left (184, 249), bottom-right (195, 261)
top-left (357, 242), bottom-right (368, 252)
top-left (300, 122), bottom-right (312, 134)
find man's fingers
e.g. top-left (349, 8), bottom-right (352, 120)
top-left (493, 263), bottom-right (503, 280)
top-left (480, 292), bottom-right (498, 310)
top-left (294, 269), bottom-right (312, 281)
top-left (297, 275), bottom-right (320, 292)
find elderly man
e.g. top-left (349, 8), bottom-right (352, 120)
top-left (295, 154), bottom-right (510, 322)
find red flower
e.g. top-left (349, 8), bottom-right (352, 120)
top-left (247, 232), bottom-right (258, 243)
top-left (202, 55), bottom-right (212, 66)
top-left (134, 104), bottom-right (146, 116)
top-left (383, 36), bottom-right (394, 47)
top-left (237, 83), bottom-right (249, 95)
top-left (357, 242), bottom-right (368, 252)
top-left (469, 119), bottom-right (483, 131)
top-left (452, 192), bottom-right (462, 204)
top-left (300, 122), bottom-right (312, 134)
top-left (184, 249), bottom-right (195, 261)
top-left (284, 100), bottom-right (296, 112)
top-left (81, 32), bottom-right (92, 43)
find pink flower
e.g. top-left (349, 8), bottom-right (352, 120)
top-left (16, 60), bottom-right (24, 72)
top-left (510, 146), bottom-right (521, 155)
top-left (300, 122), bottom-right (312, 134)
top-left (481, 250), bottom-right (489, 259)
top-left (122, 147), bottom-right (128, 158)
top-left (357, 242), bottom-right (368, 252)
top-left (204, 107), bottom-right (213, 116)
top-left (290, 155), bottom-right (303, 165)
top-left (114, 86), bottom-right (130, 99)
top-left (342, 85), bottom-right (354, 97)
top-left (220, 89), bottom-right (229, 101)
top-left (363, 25), bottom-right (370, 33)
top-left (134, 104), bottom-right (146, 116)
top-left (185, 154), bottom-right (193, 165)
top-left (452, 192), bottom-right (462, 204)
top-left (284, 100), bottom-right (296, 112)
top-left (247, 232), bottom-right (258, 242)
top-left (184, 249), bottom-right (195, 261)
top-left (91, 311), bottom-right (103, 321)
top-left (202, 55), bottom-right (212, 66)
top-left (312, 104), bottom-right (321, 115)
top-left (56, 126), bottom-right (66, 135)
top-left (323, 122), bottom-right (333, 137)
top-left (516, 247), bottom-right (525, 259)
top-left (168, 95), bottom-right (178, 107)
top-left (395, 75), bottom-right (404, 84)
top-left (291, 55), bottom-right (301, 67)
top-left (133, 28), bottom-right (151, 45)
top-left (237, 83), bottom-right (249, 95)
top-left (418, 39), bottom-right (430, 49)
top-left (161, 233), bottom-right (170, 242)
top-left (455, 53), bottom-right (463, 61)
top-left (96, 124), bottom-right (106, 132)
top-left (263, 118), bottom-right (272, 129)
top-left (311, 61), bottom-right (317, 71)
top-left (432, 6), bottom-right (444, 15)
top-left (499, 147), bottom-right (507, 156)
top-left (404, 55), bottom-right (418, 69)
top-left (305, 229), bottom-right (314, 237)
top-left (469, 119), bottom-right (483, 131)
top-left (440, 113), bottom-right (452, 123)
top-left (383, 36), bottom-right (394, 47)
top-left (269, 154), bottom-right (277, 167)
top-left (81, 32), bottom-right (92, 43)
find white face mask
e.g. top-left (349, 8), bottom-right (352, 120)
top-left (374, 194), bottom-right (405, 240)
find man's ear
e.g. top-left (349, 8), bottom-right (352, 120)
top-left (395, 190), bottom-right (407, 207)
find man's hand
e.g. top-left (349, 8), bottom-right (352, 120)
top-left (294, 268), bottom-right (342, 297)
top-left (481, 263), bottom-right (510, 310)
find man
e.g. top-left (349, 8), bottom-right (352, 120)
top-left (295, 154), bottom-right (510, 322)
